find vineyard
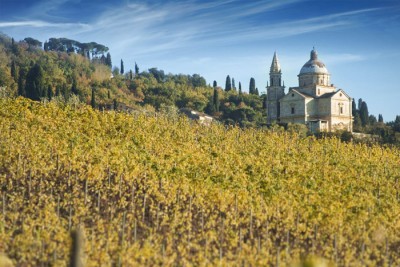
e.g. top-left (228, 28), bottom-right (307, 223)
top-left (0, 97), bottom-right (399, 266)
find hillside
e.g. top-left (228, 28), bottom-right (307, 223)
top-left (0, 33), bottom-right (267, 128)
top-left (0, 97), bottom-right (399, 266)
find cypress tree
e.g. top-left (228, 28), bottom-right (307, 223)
top-left (91, 88), bottom-right (96, 108)
top-left (71, 77), bottom-right (78, 95)
top-left (105, 53), bottom-right (112, 68)
top-left (352, 99), bottom-right (357, 116)
top-left (262, 95), bottom-right (267, 109)
top-left (10, 60), bottom-right (17, 82)
top-left (358, 98), bottom-right (363, 111)
top-left (360, 101), bottom-right (369, 126)
top-left (225, 75), bottom-right (232, 91)
top-left (255, 88), bottom-right (259, 96)
top-left (47, 85), bottom-right (53, 100)
top-left (129, 70), bottom-right (133, 80)
top-left (232, 78), bottom-right (236, 91)
top-left (213, 87), bottom-right (219, 112)
top-left (249, 78), bottom-right (255, 94)
top-left (378, 114), bottom-right (384, 123)
top-left (55, 85), bottom-right (61, 97)
top-left (17, 68), bottom-right (26, 97)
top-left (25, 63), bottom-right (45, 100)
top-left (120, 59), bottom-right (124, 74)
top-left (135, 62), bottom-right (139, 75)
top-left (213, 80), bottom-right (217, 88)
top-left (11, 38), bottom-right (18, 54)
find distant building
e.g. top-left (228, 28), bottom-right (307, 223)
top-left (179, 108), bottom-right (213, 125)
top-left (266, 48), bottom-right (353, 132)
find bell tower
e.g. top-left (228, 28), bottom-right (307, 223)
top-left (266, 52), bottom-right (285, 123)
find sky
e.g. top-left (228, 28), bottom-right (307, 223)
top-left (0, 0), bottom-right (400, 121)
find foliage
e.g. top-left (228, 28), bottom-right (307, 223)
top-left (225, 75), bottom-right (232, 91)
top-left (0, 98), bottom-right (400, 266)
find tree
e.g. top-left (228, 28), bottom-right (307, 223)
top-left (129, 70), bottom-right (133, 80)
top-left (358, 98), bottom-right (363, 111)
top-left (105, 53), bottom-right (112, 68)
top-left (190, 74), bottom-right (206, 87)
top-left (225, 75), bottom-right (232, 91)
top-left (25, 63), bottom-right (45, 100)
top-left (135, 62), bottom-right (139, 75)
top-left (213, 87), bottom-right (219, 112)
top-left (378, 114), bottom-right (384, 123)
top-left (47, 85), bottom-right (53, 100)
top-left (71, 77), bottom-right (78, 95)
top-left (213, 80), bottom-right (217, 88)
top-left (24, 37), bottom-right (42, 49)
top-left (249, 78), bottom-right (256, 94)
top-left (17, 68), bottom-right (26, 97)
top-left (239, 82), bottom-right (242, 95)
top-left (369, 115), bottom-right (377, 125)
top-left (232, 78), bottom-right (236, 90)
top-left (10, 60), bottom-right (17, 82)
top-left (11, 37), bottom-right (19, 54)
top-left (148, 68), bottom-right (165, 82)
top-left (120, 59), bottom-right (124, 74)
top-left (255, 88), bottom-right (259, 96)
top-left (359, 101), bottom-right (369, 126)
top-left (91, 87), bottom-right (96, 108)
top-left (55, 85), bottom-right (61, 97)
top-left (352, 99), bottom-right (357, 116)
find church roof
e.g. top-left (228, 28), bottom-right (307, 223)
top-left (299, 48), bottom-right (329, 75)
top-left (270, 52), bottom-right (281, 73)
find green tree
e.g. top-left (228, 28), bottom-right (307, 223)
top-left (120, 59), bottom-right (124, 74)
top-left (225, 75), bottom-right (232, 91)
top-left (135, 62), bottom-right (139, 75)
top-left (213, 87), bottom-right (219, 112)
top-left (91, 87), bottom-right (96, 108)
top-left (213, 80), bottom-right (217, 88)
top-left (55, 85), bottom-right (61, 97)
top-left (24, 37), bottom-right (42, 49)
top-left (369, 114), bottom-right (377, 125)
top-left (47, 85), bottom-right (53, 100)
top-left (71, 77), bottom-right (78, 95)
top-left (232, 78), bottom-right (236, 91)
top-left (358, 98), bottom-right (363, 110)
top-left (360, 101), bottom-right (369, 126)
top-left (105, 52), bottom-right (112, 68)
top-left (249, 77), bottom-right (255, 94)
top-left (17, 68), bottom-right (26, 97)
top-left (25, 63), bottom-right (45, 100)
top-left (239, 82), bottom-right (242, 94)
top-left (10, 60), bottom-right (17, 82)
top-left (352, 98), bottom-right (357, 116)
top-left (255, 88), bottom-right (259, 96)
top-left (129, 70), bottom-right (133, 80)
top-left (11, 37), bottom-right (19, 54)
top-left (378, 114), bottom-right (384, 123)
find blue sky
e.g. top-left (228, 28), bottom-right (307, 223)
top-left (1, 0), bottom-right (400, 120)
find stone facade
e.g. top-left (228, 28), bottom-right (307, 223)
top-left (266, 49), bottom-right (353, 132)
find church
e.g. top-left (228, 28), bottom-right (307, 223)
top-left (266, 48), bottom-right (353, 132)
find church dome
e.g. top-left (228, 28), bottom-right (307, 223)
top-left (299, 48), bottom-right (329, 75)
